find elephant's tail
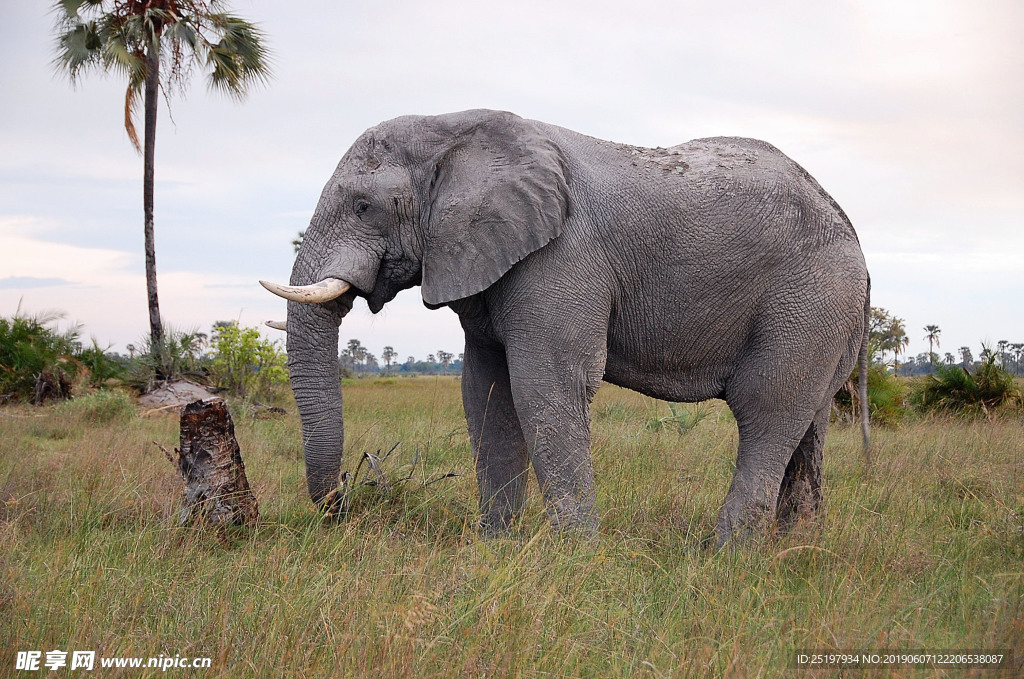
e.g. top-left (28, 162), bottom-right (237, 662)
top-left (859, 275), bottom-right (871, 463)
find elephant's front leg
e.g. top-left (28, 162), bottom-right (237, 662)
top-left (505, 340), bottom-right (605, 536)
top-left (462, 340), bottom-right (530, 534)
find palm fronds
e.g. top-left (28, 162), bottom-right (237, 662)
top-left (52, 1), bottom-right (271, 148)
top-left (0, 311), bottom-right (83, 403)
top-left (912, 353), bottom-right (1021, 417)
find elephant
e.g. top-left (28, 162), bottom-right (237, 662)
top-left (260, 109), bottom-right (870, 547)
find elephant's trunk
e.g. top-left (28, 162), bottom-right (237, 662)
top-left (286, 298), bottom-right (345, 505)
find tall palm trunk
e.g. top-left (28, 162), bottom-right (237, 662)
top-left (143, 36), bottom-right (164, 363)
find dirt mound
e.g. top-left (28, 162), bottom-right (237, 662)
top-left (138, 379), bottom-right (221, 413)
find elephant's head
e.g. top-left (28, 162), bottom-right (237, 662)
top-left (260, 110), bottom-right (571, 507)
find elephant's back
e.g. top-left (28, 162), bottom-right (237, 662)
top-left (539, 124), bottom-right (866, 289)
top-left (666, 136), bottom-right (860, 250)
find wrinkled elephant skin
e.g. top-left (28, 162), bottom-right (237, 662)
top-left (267, 109), bottom-right (870, 547)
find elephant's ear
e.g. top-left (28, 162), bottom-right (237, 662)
top-left (420, 111), bottom-right (570, 307)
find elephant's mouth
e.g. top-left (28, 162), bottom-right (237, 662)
top-left (324, 289), bottom-right (359, 318)
top-left (366, 266), bottom-right (422, 314)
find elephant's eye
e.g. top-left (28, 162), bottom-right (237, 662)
top-left (354, 199), bottom-right (371, 217)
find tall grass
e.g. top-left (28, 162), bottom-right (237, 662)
top-left (1, 377), bottom-right (1020, 677)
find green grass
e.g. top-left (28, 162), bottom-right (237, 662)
top-left (1, 376), bottom-right (1021, 677)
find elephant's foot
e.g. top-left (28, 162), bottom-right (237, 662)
top-left (478, 504), bottom-right (598, 540)
top-left (545, 495), bottom-right (599, 538)
top-left (776, 411), bottom-right (826, 532)
top-left (714, 490), bottom-right (776, 549)
top-left (775, 457), bottom-right (822, 532)
top-left (479, 505), bottom-right (520, 537)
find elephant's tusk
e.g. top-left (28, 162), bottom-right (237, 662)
top-left (265, 320), bottom-right (287, 331)
top-left (259, 278), bottom-right (351, 303)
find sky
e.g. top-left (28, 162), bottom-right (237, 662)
top-left (1, 0), bottom-right (1022, 364)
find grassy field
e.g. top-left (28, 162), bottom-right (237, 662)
top-left (1, 376), bottom-right (1021, 677)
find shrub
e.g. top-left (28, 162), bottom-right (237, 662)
top-left (647, 401), bottom-right (712, 433)
top-left (76, 339), bottom-right (127, 386)
top-left (209, 322), bottom-right (287, 400)
top-left (835, 362), bottom-right (908, 427)
top-left (911, 355), bottom-right (1021, 417)
top-left (124, 323), bottom-right (209, 389)
top-left (0, 311), bottom-right (82, 403)
top-left (59, 390), bottom-right (136, 423)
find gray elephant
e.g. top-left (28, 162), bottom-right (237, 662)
top-left (261, 109), bottom-right (870, 547)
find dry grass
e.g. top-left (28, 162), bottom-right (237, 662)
top-left (1, 377), bottom-right (1021, 677)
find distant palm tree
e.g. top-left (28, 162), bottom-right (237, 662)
top-left (53, 0), bottom-right (270, 371)
top-left (437, 350), bottom-right (453, 375)
top-left (346, 338), bottom-right (366, 372)
top-left (997, 340), bottom-right (1009, 368)
top-left (923, 325), bottom-right (941, 368)
top-left (868, 307), bottom-right (908, 371)
top-left (382, 346), bottom-right (396, 372)
top-left (1012, 343), bottom-right (1024, 376)
top-left (943, 352), bottom-right (955, 366)
top-left (889, 317), bottom-right (909, 372)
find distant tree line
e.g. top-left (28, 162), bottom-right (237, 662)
top-left (897, 341), bottom-right (1024, 377)
top-left (868, 308), bottom-right (1022, 377)
top-left (339, 339), bottom-right (462, 376)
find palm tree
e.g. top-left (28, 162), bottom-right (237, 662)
top-left (923, 325), bottom-right (941, 368)
top-left (1011, 343), bottom-right (1024, 376)
top-left (868, 307), bottom-right (909, 371)
top-left (382, 346), bottom-right (396, 373)
top-left (886, 316), bottom-right (909, 373)
top-left (346, 338), bottom-right (365, 373)
top-left (437, 350), bottom-right (453, 375)
top-left (997, 340), bottom-right (1009, 368)
top-left (53, 0), bottom-right (270, 371)
top-left (339, 347), bottom-right (354, 372)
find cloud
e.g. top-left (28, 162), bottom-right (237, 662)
top-left (0, 215), bottom-right (461, 357)
top-left (0, 276), bottom-right (71, 289)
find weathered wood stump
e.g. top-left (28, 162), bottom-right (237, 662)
top-left (162, 398), bottom-right (259, 526)
top-left (32, 369), bottom-right (72, 404)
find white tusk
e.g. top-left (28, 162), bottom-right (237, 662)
top-left (259, 278), bottom-right (351, 304)
top-left (265, 320), bottom-right (287, 331)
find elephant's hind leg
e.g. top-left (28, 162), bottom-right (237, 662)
top-left (776, 404), bottom-right (829, 531)
top-left (717, 357), bottom-right (831, 547)
top-left (714, 420), bottom-right (808, 548)
top-left (463, 341), bottom-right (531, 535)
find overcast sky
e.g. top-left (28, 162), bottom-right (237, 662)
top-left (1, 0), bottom-right (1022, 364)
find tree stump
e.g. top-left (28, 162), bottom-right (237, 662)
top-left (163, 398), bottom-right (259, 526)
top-left (32, 369), bottom-right (72, 404)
